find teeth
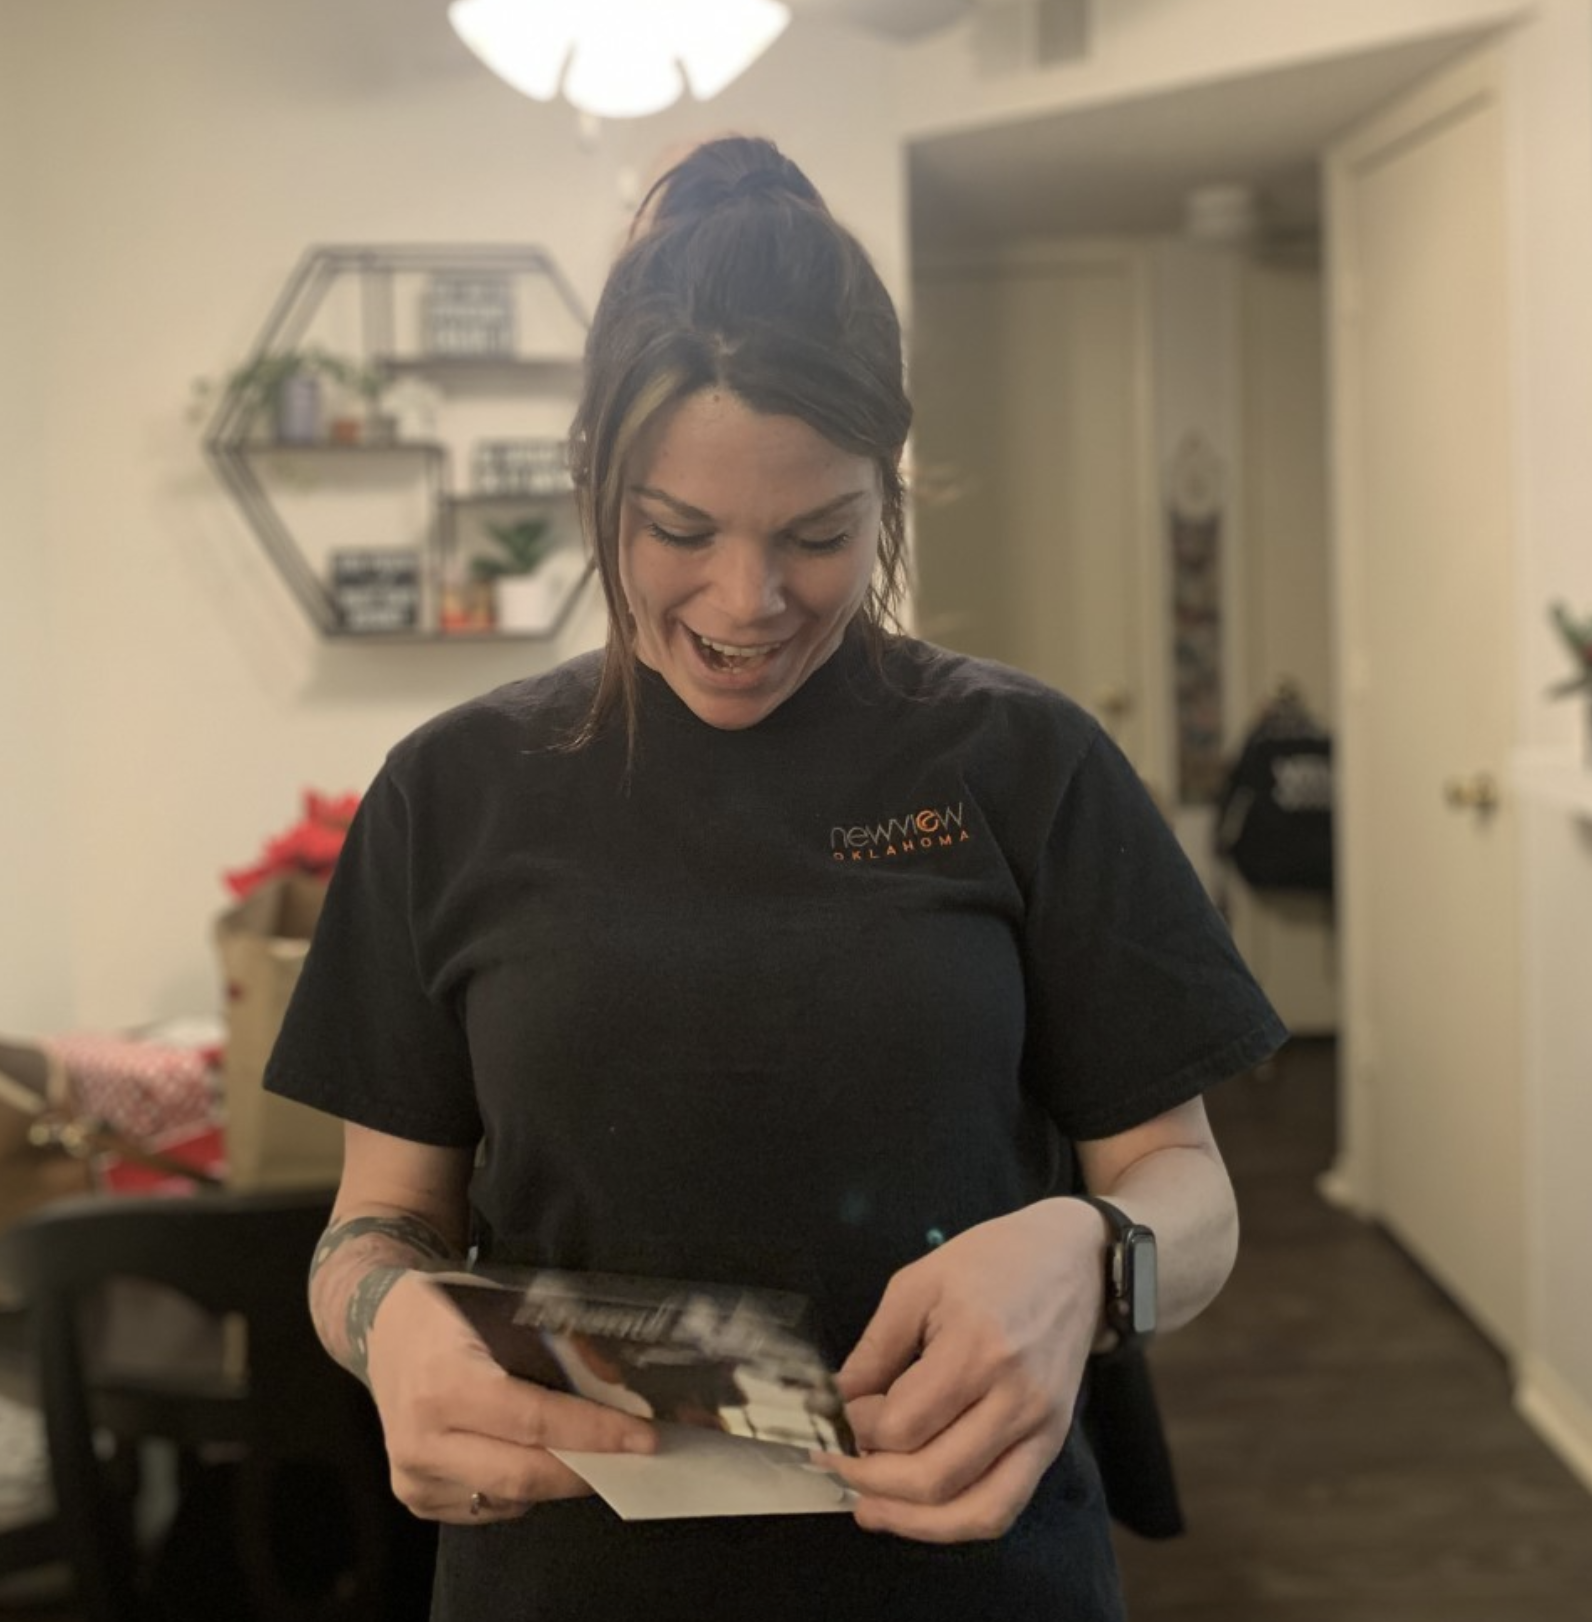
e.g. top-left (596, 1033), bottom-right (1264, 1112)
top-left (695, 633), bottom-right (777, 661)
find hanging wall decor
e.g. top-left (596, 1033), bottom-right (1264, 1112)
top-left (1168, 433), bottom-right (1226, 804)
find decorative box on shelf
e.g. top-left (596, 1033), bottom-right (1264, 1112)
top-left (423, 271), bottom-right (516, 358)
top-left (329, 549), bottom-right (422, 636)
top-left (472, 438), bottom-right (572, 497)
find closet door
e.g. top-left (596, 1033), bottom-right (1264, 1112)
top-left (913, 244), bottom-right (1164, 789)
top-left (1328, 44), bottom-right (1524, 1351)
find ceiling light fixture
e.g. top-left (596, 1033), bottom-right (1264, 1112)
top-left (447, 0), bottom-right (792, 120)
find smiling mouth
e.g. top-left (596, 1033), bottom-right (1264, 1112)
top-left (689, 630), bottom-right (783, 674)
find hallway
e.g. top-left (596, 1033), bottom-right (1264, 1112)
top-left (1114, 1038), bottom-right (1592, 1621)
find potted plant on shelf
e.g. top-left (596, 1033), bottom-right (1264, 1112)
top-left (192, 347), bottom-right (382, 445)
top-left (347, 363), bottom-right (401, 446)
top-left (471, 517), bottom-right (577, 634)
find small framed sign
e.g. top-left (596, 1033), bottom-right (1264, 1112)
top-left (330, 549), bottom-right (421, 634)
top-left (472, 438), bottom-right (571, 497)
top-left (423, 273), bottom-right (516, 358)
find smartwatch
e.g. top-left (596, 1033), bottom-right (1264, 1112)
top-left (1074, 1194), bottom-right (1158, 1344)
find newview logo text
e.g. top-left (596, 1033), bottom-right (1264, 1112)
top-left (830, 803), bottom-right (973, 862)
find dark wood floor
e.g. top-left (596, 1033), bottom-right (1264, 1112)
top-left (1114, 1037), bottom-right (1592, 1622)
top-left (5, 1038), bottom-right (1590, 1619)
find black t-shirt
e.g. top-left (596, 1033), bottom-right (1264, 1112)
top-left (267, 632), bottom-right (1285, 1621)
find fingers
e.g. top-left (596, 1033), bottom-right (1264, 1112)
top-left (835, 1265), bottom-right (934, 1402)
top-left (392, 1438), bottom-right (597, 1524)
top-left (824, 1379), bottom-right (1050, 1507)
top-left (844, 1429), bottom-right (1063, 1544)
top-left (386, 1379), bottom-right (658, 1521)
top-left (450, 1371), bottom-right (659, 1457)
top-left (462, 1490), bottom-right (526, 1525)
top-left (825, 1201), bottom-right (1104, 1543)
top-left (841, 1392), bottom-right (887, 1452)
top-left (847, 1321), bottom-right (1038, 1455)
top-left (410, 1482), bottom-right (534, 1527)
top-left (841, 1254), bottom-right (1064, 1462)
top-left (365, 1275), bottom-right (657, 1524)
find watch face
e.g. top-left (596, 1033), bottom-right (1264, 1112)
top-left (1125, 1228), bottom-right (1158, 1336)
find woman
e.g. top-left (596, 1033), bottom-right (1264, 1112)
top-left (267, 135), bottom-right (1285, 1620)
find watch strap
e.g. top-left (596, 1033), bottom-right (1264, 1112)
top-left (1074, 1193), bottom-right (1135, 1238)
top-left (1072, 1192), bottom-right (1156, 1345)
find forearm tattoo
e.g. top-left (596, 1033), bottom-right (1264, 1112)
top-left (310, 1213), bottom-right (462, 1386)
top-left (344, 1265), bottom-right (407, 1386)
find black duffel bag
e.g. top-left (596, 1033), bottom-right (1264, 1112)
top-left (1216, 697), bottom-right (1334, 895)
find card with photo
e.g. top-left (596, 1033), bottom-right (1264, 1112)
top-left (436, 1268), bottom-right (858, 1518)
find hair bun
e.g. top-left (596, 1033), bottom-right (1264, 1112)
top-left (725, 163), bottom-right (803, 203)
top-left (640, 137), bottom-right (825, 236)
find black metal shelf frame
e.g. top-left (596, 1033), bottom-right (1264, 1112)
top-left (202, 244), bottom-right (593, 640)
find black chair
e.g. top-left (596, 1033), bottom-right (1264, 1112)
top-left (0, 1333), bottom-right (65, 1588)
top-left (0, 1190), bottom-right (435, 1622)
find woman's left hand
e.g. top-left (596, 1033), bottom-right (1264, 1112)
top-left (814, 1197), bottom-right (1107, 1544)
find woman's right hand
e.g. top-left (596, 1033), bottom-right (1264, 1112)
top-left (365, 1269), bottom-right (658, 1523)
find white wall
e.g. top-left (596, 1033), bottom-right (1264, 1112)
top-left (0, 0), bottom-right (902, 1034)
top-left (0, 28), bottom-right (73, 1032)
top-left (895, 0), bottom-right (1531, 140)
top-left (1230, 258), bottom-right (1338, 1036)
top-left (1236, 262), bottom-right (1333, 728)
top-left (1504, 0), bottom-right (1592, 1485)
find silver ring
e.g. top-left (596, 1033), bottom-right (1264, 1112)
top-left (469, 1491), bottom-right (485, 1518)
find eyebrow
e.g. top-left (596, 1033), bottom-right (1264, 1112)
top-left (628, 485), bottom-right (869, 528)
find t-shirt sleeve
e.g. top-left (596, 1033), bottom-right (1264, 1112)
top-left (263, 760), bottom-right (483, 1148)
top-left (1020, 721), bottom-right (1288, 1141)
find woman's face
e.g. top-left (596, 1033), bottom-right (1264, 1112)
top-left (618, 389), bottom-right (882, 731)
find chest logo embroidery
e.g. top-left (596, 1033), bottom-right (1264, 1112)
top-left (830, 803), bottom-right (973, 862)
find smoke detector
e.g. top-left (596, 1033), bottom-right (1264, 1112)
top-left (1184, 184), bottom-right (1261, 246)
top-left (970, 0), bottom-right (1091, 74)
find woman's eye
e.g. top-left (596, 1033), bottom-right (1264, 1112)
top-left (795, 532), bottom-right (852, 555)
top-left (646, 522), bottom-right (711, 549)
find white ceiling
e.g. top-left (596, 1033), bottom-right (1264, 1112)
top-left (907, 28), bottom-right (1502, 253)
top-left (787, 0), bottom-right (973, 40)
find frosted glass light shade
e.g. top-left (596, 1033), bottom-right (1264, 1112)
top-left (561, 10), bottom-right (683, 120)
top-left (447, 0), bottom-right (791, 119)
top-left (672, 0), bottom-right (792, 100)
top-left (447, 0), bottom-right (579, 101)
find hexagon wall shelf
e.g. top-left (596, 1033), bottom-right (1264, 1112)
top-left (203, 244), bottom-right (593, 640)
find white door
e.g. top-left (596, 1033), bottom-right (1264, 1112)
top-left (912, 245), bottom-right (1165, 789)
top-left (1328, 45), bottom-right (1524, 1352)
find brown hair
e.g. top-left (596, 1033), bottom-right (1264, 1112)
top-left (566, 135), bottom-right (912, 747)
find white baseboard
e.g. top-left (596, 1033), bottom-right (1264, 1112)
top-left (1515, 1355), bottom-right (1592, 1495)
top-left (1316, 1159), bottom-right (1373, 1219)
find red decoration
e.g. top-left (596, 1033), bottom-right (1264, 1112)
top-left (223, 789), bottom-right (360, 899)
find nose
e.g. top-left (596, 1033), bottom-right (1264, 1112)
top-left (712, 537), bottom-right (784, 625)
